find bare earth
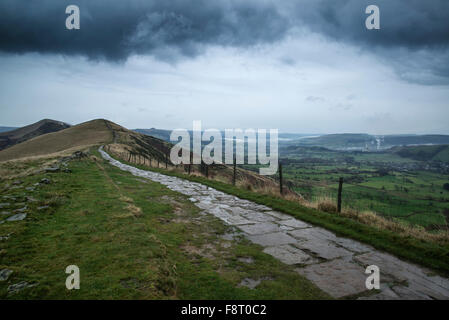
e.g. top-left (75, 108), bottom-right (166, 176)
top-left (100, 147), bottom-right (449, 300)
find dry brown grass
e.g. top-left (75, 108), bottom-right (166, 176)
top-left (339, 208), bottom-right (449, 244)
top-left (0, 119), bottom-right (115, 162)
top-left (300, 196), bottom-right (449, 245)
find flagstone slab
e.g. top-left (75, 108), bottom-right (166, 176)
top-left (295, 258), bottom-right (368, 298)
top-left (277, 219), bottom-right (311, 229)
top-left (248, 232), bottom-right (297, 247)
top-left (239, 222), bottom-right (280, 235)
top-left (263, 245), bottom-right (318, 265)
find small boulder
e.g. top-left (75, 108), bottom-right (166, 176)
top-left (8, 281), bottom-right (38, 295)
top-left (0, 269), bottom-right (13, 281)
top-left (73, 151), bottom-right (87, 159)
top-left (40, 178), bottom-right (51, 184)
top-left (14, 206), bottom-right (27, 213)
top-left (45, 166), bottom-right (60, 173)
top-left (6, 213), bottom-right (27, 221)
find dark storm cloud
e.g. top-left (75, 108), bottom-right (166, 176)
top-left (289, 0), bottom-right (449, 83)
top-left (0, 0), bottom-right (448, 82)
top-left (292, 0), bottom-right (449, 49)
top-left (0, 0), bottom-right (289, 61)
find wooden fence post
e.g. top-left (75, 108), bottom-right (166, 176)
top-left (165, 151), bottom-right (168, 169)
top-left (233, 156), bottom-right (236, 186)
top-left (337, 177), bottom-right (343, 213)
top-left (188, 152), bottom-right (191, 174)
top-left (279, 161), bottom-right (283, 195)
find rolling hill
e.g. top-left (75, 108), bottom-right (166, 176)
top-left (0, 119), bottom-right (283, 193)
top-left (287, 133), bottom-right (449, 151)
top-left (390, 144), bottom-right (449, 163)
top-left (0, 119), bottom-right (70, 151)
top-left (0, 119), bottom-right (172, 162)
top-left (0, 126), bottom-right (17, 133)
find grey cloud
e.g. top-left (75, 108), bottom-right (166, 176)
top-left (292, 0), bottom-right (449, 50)
top-left (306, 96), bottom-right (324, 102)
top-left (0, 0), bottom-right (289, 62)
top-left (0, 0), bottom-right (448, 83)
top-left (290, 0), bottom-right (449, 83)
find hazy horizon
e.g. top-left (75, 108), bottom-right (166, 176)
top-left (1, 117), bottom-right (449, 136)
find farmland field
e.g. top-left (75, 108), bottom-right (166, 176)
top-left (279, 145), bottom-right (449, 228)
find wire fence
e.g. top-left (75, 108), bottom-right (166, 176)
top-left (290, 177), bottom-right (447, 227)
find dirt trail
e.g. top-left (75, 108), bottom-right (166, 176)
top-left (99, 147), bottom-right (449, 299)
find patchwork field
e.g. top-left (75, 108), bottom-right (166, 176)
top-left (278, 146), bottom-right (449, 228)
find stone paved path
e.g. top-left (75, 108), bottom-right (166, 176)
top-left (99, 147), bottom-right (449, 299)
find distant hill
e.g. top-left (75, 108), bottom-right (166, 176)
top-left (383, 135), bottom-right (449, 146)
top-left (288, 133), bottom-right (449, 151)
top-left (0, 119), bottom-right (70, 151)
top-left (134, 128), bottom-right (172, 141)
top-left (390, 145), bottom-right (449, 163)
top-left (135, 128), bottom-right (315, 143)
top-left (0, 126), bottom-right (18, 133)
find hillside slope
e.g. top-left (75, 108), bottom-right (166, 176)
top-left (0, 119), bottom-right (115, 161)
top-left (391, 145), bottom-right (449, 162)
top-left (0, 126), bottom-right (17, 133)
top-left (0, 119), bottom-right (70, 151)
top-left (0, 118), bottom-right (290, 196)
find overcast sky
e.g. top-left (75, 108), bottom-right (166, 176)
top-left (0, 0), bottom-right (448, 134)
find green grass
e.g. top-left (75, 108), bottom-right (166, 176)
top-left (0, 153), bottom-right (328, 299)
top-left (120, 156), bottom-right (449, 277)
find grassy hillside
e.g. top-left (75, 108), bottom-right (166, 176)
top-left (0, 119), bottom-right (173, 163)
top-left (0, 151), bottom-right (328, 299)
top-left (392, 145), bottom-right (449, 162)
top-left (0, 119), bottom-right (285, 197)
top-left (0, 119), bottom-right (114, 162)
